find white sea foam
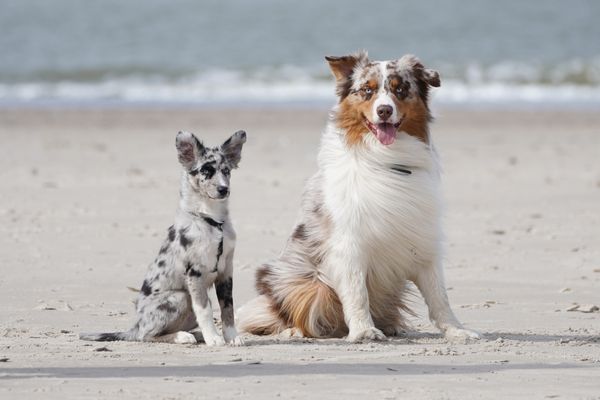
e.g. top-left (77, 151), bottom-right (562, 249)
top-left (1, 65), bottom-right (599, 107)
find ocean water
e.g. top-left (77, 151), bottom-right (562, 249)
top-left (1, 0), bottom-right (599, 107)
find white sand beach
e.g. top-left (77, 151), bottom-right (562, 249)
top-left (0, 107), bottom-right (599, 399)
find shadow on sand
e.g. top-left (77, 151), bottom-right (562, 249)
top-left (242, 331), bottom-right (600, 346)
top-left (0, 361), bottom-right (595, 380)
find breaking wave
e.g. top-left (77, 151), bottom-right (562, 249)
top-left (1, 60), bottom-right (599, 107)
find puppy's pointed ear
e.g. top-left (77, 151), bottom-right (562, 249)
top-left (176, 131), bottom-right (204, 171)
top-left (325, 50), bottom-right (368, 99)
top-left (221, 130), bottom-right (246, 169)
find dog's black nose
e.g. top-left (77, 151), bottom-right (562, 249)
top-left (217, 186), bottom-right (229, 197)
top-left (376, 105), bottom-right (393, 121)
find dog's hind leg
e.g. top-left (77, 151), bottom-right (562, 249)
top-left (148, 331), bottom-right (197, 344)
top-left (135, 290), bottom-right (195, 343)
top-left (413, 260), bottom-right (481, 342)
top-left (82, 290), bottom-right (192, 343)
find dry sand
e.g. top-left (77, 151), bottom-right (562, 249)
top-left (0, 107), bottom-right (599, 399)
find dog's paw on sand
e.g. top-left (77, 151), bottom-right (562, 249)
top-left (223, 327), bottom-right (245, 346)
top-left (347, 327), bottom-right (387, 343)
top-left (444, 327), bottom-right (482, 343)
top-left (278, 328), bottom-right (305, 338)
top-left (229, 336), bottom-right (246, 346)
top-left (204, 334), bottom-right (226, 347)
top-left (173, 331), bottom-right (197, 344)
top-left (382, 326), bottom-right (407, 337)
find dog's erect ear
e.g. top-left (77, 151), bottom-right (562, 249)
top-left (399, 55), bottom-right (440, 110)
top-left (325, 50), bottom-right (369, 99)
top-left (176, 131), bottom-right (204, 171)
top-left (220, 130), bottom-right (246, 169)
top-left (401, 54), bottom-right (441, 88)
top-left (417, 64), bottom-right (440, 88)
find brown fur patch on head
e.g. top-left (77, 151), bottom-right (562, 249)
top-left (330, 53), bottom-right (441, 146)
top-left (398, 54), bottom-right (440, 111)
top-left (390, 91), bottom-right (432, 144)
top-left (387, 75), bottom-right (411, 100)
top-left (396, 55), bottom-right (440, 143)
top-left (335, 73), bottom-right (381, 146)
top-left (386, 73), bottom-right (421, 140)
top-left (337, 94), bottom-right (375, 146)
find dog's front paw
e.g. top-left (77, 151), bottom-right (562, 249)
top-left (347, 326), bottom-right (387, 343)
top-left (203, 334), bottom-right (226, 347)
top-left (278, 327), bottom-right (305, 338)
top-left (444, 326), bottom-right (481, 343)
top-left (382, 325), bottom-right (407, 337)
top-left (223, 326), bottom-right (245, 346)
top-left (229, 336), bottom-right (245, 346)
top-left (173, 331), bottom-right (198, 344)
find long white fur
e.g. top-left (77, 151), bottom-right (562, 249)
top-left (238, 55), bottom-right (480, 343)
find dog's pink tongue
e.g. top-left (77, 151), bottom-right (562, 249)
top-left (375, 123), bottom-right (396, 145)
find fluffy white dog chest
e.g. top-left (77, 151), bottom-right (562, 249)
top-left (321, 122), bottom-right (440, 273)
top-left (238, 51), bottom-right (480, 343)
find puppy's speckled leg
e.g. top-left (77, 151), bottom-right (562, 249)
top-left (186, 274), bottom-right (225, 346)
top-left (216, 252), bottom-right (243, 345)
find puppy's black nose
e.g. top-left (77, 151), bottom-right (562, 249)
top-left (217, 186), bottom-right (229, 197)
top-left (377, 105), bottom-right (393, 121)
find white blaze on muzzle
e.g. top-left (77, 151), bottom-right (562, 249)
top-left (367, 62), bottom-right (401, 145)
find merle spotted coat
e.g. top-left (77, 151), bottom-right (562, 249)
top-left (80, 130), bottom-right (246, 345)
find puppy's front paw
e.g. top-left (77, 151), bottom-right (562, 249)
top-left (347, 326), bottom-right (386, 343)
top-left (444, 326), bottom-right (481, 343)
top-left (223, 326), bottom-right (245, 346)
top-left (204, 334), bottom-right (226, 347)
top-left (229, 336), bottom-right (245, 346)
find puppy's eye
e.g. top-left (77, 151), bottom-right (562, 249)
top-left (199, 164), bottom-right (216, 179)
top-left (222, 167), bottom-right (230, 176)
top-left (364, 87), bottom-right (373, 95)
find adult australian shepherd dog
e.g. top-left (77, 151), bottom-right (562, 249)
top-left (238, 51), bottom-right (480, 342)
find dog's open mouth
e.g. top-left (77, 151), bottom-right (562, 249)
top-left (364, 117), bottom-right (402, 145)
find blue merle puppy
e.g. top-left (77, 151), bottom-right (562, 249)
top-left (80, 130), bottom-right (246, 345)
